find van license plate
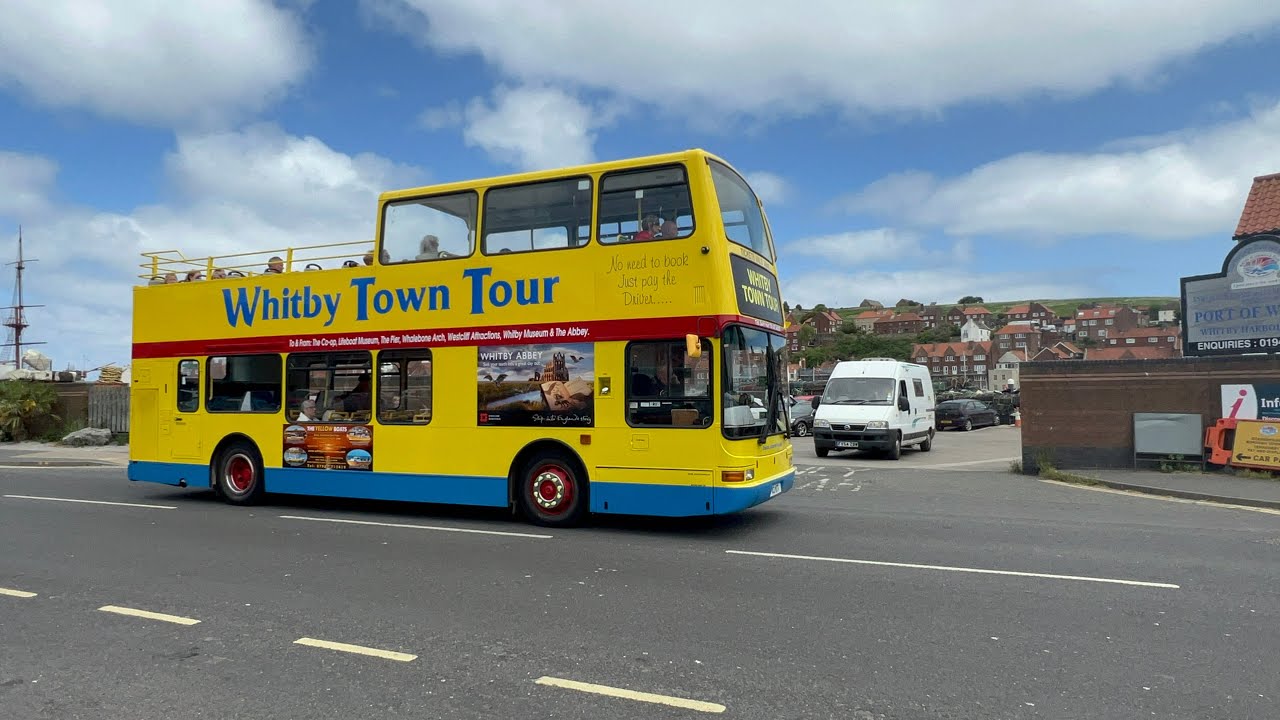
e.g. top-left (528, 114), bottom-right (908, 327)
top-left (836, 441), bottom-right (858, 448)
top-left (769, 483), bottom-right (782, 497)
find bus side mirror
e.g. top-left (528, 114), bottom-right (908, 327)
top-left (685, 334), bottom-right (703, 359)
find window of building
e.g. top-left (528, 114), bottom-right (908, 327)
top-left (177, 359), bottom-right (199, 412)
top-left (709, 160), bottom-right (773, 260)
top-left (975, 364), bottom-right (986, 373)
top-left (1148, 337), bottom-right (1158, 343)
top-left (284, 351), bottom-right (373, 422)
top-left (974, 354), bottom-right (986, 361)
top-left (1105, 319), bottom-right (1114, 325)
top-left (628, 339), bottom-right (713, 428)
top-left (945, 355), bottom-right (954, 361)
top-left (381, 191), bottom-right (477, 263)
top-left (481, 176), bottom-right (592, 255)
top-left (1167, 337), bottom-right (1175, 343)
top-left (1126, 338), bottom-right (1136, 344)
top-left (377, 350), bottom-right (433, 424)
top-left (598, 165), bottom-right (694, 245)
top-left (207, 354), bottom-right (282, 413)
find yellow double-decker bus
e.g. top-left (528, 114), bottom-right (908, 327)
top-left (129, 148), bottom-right (794, 526)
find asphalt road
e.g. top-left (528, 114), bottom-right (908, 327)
top-left (2, 461), bottom-right (1278, 719)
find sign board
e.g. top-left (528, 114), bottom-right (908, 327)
top-left (1231, 419), bottom-right (1280, 471)
top-left (283, 423), bottom-right (373, 470)
top-left (1181, 235), bottom-right (1280, 356)
top-left (730, 254), bottom-right (784, 326)
top-left (1220, 383), bottom-right (1280, 420)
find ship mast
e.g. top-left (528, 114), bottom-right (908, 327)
top-left (2, 227), bottom-right (45, 368)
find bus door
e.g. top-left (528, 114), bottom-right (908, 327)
top-left (169, 358), bottom-right (203, 461)
top-left (612, 339), bottom-right (715, 513)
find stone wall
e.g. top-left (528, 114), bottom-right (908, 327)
top-left (1019, 355), bottom-right (1280, 472)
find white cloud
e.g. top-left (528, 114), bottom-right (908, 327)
top-left (460, 85), bottom-right (614, 171)
top-left (781, 269), bottom-right (1096, 311)
top-left (846, 100), bottom-right (1280, 240)
top-left (0, 151), bottom-right (58, 219)
top-left (363, 0), bottom-right (1280, 118)
top-left (786, 229), bottom-right (971, 267)
top-left (0, 127), bottom-right (425, 369)
top-left (0, 1), bottom-right (312, 127)
top-left (746, 172), bottom-right (790, 205)
top-left (419, 102), bottom-right (464, 130)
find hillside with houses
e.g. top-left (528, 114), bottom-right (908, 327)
top-left (784, 296), bottom-right (1182, 391)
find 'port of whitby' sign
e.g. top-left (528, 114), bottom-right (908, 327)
top-left (1181, 235), bottom-right (1280, 356)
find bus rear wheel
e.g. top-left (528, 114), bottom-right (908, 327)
top-left (215, 440), bottom-right (264, 506)
top-left (517, 453), bottom-right (587, 527)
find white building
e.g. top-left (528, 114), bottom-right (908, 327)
top-left (988, 350), bottom-right (1025, 391)
top-left (960, 317), bottom-right (992, 343)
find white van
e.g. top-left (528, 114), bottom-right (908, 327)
top-left (809, 359), bottom-right (936, 460)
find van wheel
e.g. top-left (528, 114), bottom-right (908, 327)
top-left (886, 433), bottom-right (901, 460)
top-left (215, 440), bottom-right (264, 505)
top-left (517, 452), bottom-right (588, 527)
top-left (919, 431), bottom-right (933, 452)
top-left (815, 447), bottom-right (829, 458)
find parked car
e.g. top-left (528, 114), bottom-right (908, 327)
top-left (790, 401), bottom-right (815, 436)
top-left (935, 399), bottom-right (999, 431)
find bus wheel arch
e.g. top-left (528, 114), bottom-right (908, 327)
top-left (210, 434), bottom-right (265, 505)
top-left (509, 440), bottom-right (589, 527)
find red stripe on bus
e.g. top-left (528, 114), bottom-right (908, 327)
top-left (130, 314), bottom-right (783, 359)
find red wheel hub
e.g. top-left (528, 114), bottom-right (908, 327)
top-left (227, 455), bottom-right (254, 493)
top-left (531, 464), bottom-right (573, 515)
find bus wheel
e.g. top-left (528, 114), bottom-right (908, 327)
top-left (518, 453), bottom-right (586, 527)
top-left (216, 441), bottom-right (264, 506)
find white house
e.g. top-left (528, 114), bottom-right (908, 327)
top-left (960, 317), bottom-right (992, 343)
top-left (1157, 309), bottom-right (1176, 323)
top-left (988, 350), bottom-right (1026, 391)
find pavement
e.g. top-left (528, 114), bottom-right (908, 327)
top-left (1071, 468), bottom-right (1280, 511)
top-left (0, 442), bottom-right (128, 467)
top-left (2, 458), bottom-right (1279, 718)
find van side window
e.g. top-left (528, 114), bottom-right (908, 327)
top-left (899, 380), bottom-right (909, 400)
top-left (913, 379), bottom-right (925, 397)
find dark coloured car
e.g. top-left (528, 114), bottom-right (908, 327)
top-left (789, 401), bottom-right (815, 436)
top-left (935, 399), bottom-right (999, 431)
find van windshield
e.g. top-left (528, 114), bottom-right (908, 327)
top-left (820, 377), bottom-right (894, 405)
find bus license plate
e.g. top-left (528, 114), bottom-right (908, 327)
top-left (836, 441), bottom-right (858, 448)
top-left (769, 483), bottom-right (782, 497)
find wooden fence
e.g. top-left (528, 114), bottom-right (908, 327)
top-left (88, 384), bottom-right (130, 433)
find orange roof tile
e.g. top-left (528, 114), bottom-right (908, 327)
top-left (1234, 172), bottom-right (1280, 239)
top-left (994, 322), bottom-right (1037, 335)
top-left (1085, 346), bottom-right (1180, 361)
top-left (962, 306), bottom-right (991, 315)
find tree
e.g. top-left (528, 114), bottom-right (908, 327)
top-left (793, 304), bottom-right (803, 313)
top-left (798, 324), bottom-right (817, 347)
top-left (958, 295), bottom-right (984, 304)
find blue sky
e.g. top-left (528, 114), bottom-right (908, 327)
top-left (2, 1), bottom-right (1280, 370)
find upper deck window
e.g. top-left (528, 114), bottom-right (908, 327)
top-left (708, 160), bottom-right (773, 261)
top-left (598, 165), bottom-right (694, 244)
top-left (482, 177), bottom-right (592, 255)
top-left (381, 191), bottom-right (477, 264)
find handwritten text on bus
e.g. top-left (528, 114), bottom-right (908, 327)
top-left (221, 268), bottom-right (561, 328)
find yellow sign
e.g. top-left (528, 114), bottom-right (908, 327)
top-left (1233, 420), bottom-right (1280, 471)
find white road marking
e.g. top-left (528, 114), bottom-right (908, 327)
top-left (725, 550), bottom-right (1180, 589)
top-left (2, 494), bottom-right (176, 509)
top-left (920, 457), bottom-right (1020, 469)
top-left (816, 477), bottom-right (829, 492)
top-left (1038, 478), bottom-right (1280, 516)
top-left (843, 470), bottom-right (858, 478)
top-left (98, 605), bottom-right (201, 625)
top-left (0, 465), bottom-right (121, 470)
top-left (535, 676), bottom-right (726, 713)
top-left (279, 514), bottom-right (553, 539)
top-left (294, 637), bottom-right (417, 662)
top-left (0, 587), bottom-right (38, 598)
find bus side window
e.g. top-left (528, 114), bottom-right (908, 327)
top-left (481, 177), bottom-right (592, 255)
top-left (381, 191), bottom-right (477, 264)
top-left (206, 354), bottom-right (282, 413)
top-left (598, 165), bottom-right (695, 245)
top-left (177, 359), bottom-right (199, 412)
top-left (377, 350), bottom-right (433, 425)
top-left (626, 339), bottom-right (712, 428)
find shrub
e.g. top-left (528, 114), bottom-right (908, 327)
top-left (0, 380), bottom-right (61, 442)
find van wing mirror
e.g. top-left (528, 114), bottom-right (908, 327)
top-left (810, 395), bottom-right (820, 409)
top-left (898, 395), bottom-right (910, 411)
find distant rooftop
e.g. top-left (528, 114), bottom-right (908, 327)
top-left (1233, 172), bottom-right (1280, 239)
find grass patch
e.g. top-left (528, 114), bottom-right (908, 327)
top-left (1035, 458), bottom-right (1103, 485)
top-left (1234, 468), bottom-right (1279, 481)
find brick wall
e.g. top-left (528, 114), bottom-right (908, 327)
top-left (1020, 355), bottom-right (1280, 471)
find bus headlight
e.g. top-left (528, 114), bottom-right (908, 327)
top-left (814, 419), bottom-right (830, 428)
top-left (865, 421), bottom-right (888, 429)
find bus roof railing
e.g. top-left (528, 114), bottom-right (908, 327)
top-left (139, 239), bottom-right (375, 282)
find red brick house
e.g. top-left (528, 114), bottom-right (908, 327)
top-left (784, 323), bottom-right (802, 352)
top-left (875, 312), bottom-right (925, 335)
top-left (912, 341), bottom-right (993, 387)
top-left (920, 304), bottom-right (943, 329)
top-left (993, 322), bottom-right (1043, 357)
top-left (852, 309), bottom-right (894, 332)
top-left (1103, 326), bottom-right (1182, 354)
top-left (1084, 345), bottom-right (1181, 361)
top-left (1233, 172), bottom-right (1280, 241)
top-left (808, 309), bottom-right (845, 338)
top-left (1005, 302), bottom-right (1056, 324)
top-left (1074, 306), bottom-right (1144, 342)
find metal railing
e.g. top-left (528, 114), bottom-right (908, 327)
top-left (138, 239), bottom-right (376, 283)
